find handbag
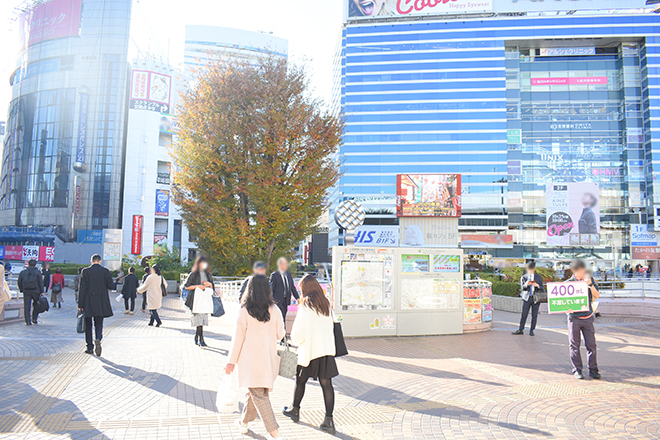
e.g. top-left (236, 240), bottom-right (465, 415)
top-left (76, 311), bottom-right (85, 334)
top-left (333, 322), bottom-right (348, 357)
top-left (36, 296), bottom-right (49, 314)
top-left (161, 276), bottom-right (168, 297)
top-left (212, 295), bottom-right (225, 317)
top-left (277, 341), bottom-right (298, 378)
top-left (533, 287), bottom-right (547, 304)
top-left (184, 289), bottom-right (195, 310)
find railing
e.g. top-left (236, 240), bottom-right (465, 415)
top-left (214, 277), bottom-right (244, 302)
top-left (595, 278), bottom-right (660, 300)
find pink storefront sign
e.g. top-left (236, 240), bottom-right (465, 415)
top-left (531, 77), bottom-right (608, 86)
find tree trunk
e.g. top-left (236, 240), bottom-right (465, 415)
top-left (266, 238), bottom-right (277, 270)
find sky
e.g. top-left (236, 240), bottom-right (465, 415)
top-left (0, 0), bottom-right (345, 121)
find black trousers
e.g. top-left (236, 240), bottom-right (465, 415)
top-left (124, 296), bottom-right (135, 312)
top-left (23, 292), bottom-right (40, 324)
top-left (518, 296), bottom-right (540, 332)
top-left (85, 316), bottom-right (104, 350)
top-left (141, 294), bottom-right (147, 311)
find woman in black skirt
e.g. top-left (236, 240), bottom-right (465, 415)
top-left (283, 274), bottom-right (338, 434)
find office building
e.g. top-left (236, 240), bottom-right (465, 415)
top-left (184, 25), bottom-right (288, 73)
top-left (121, 59), bottom-right (195, 261)
top-left (333, 0), bottom-right (660, 263)
top-left (0, 0), bottom-right (132, 242)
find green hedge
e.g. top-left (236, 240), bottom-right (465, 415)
top-left (491, 281), bottom-right (521, 297)
top-left (46, 263), bottom-right (182, 282)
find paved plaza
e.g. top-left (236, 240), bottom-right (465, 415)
top-left (0, 287), bottom-right (659, 440)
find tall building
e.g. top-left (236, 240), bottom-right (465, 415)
top-left (0, 0), bottom-right (132, 241)
top-left (333, 0), bottom-right (660, 264)
top-left (121, 59), bottom-right (195, 261)
top-left (183, 25), bottom-right (288, 73)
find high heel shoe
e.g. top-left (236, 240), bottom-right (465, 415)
top-left (320, 416), bottom-right (335, 434)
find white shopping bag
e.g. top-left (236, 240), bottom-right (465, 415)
top-left (215, 375), bottom-right (238, 414)
top-left (192, 287), bottom-right (214, 314)
top-left (115, 293), bottom-right (123, 303)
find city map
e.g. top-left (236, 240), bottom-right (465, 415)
top-left (340, 260), bottom-right (386, 306)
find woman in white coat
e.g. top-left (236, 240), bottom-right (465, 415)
top-left (283, 274), bottom-right (338, 434)
top-left (183, 255), bottom-right (214, 346)
top-left (137, 265), bottom-right (167, 327)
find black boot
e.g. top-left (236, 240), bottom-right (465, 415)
top-left (199, 328), bottom-right (207, 347)
top-left (282, 406), bottom-right (300, 423)
top-left (320, 416), bottom-right (335, 434)
top-left (194, 327), bottom-right (199, 345)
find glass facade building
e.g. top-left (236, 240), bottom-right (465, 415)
top-left (0, 0), bottom-right (132, 239)
top-left (333, 7), bottom-right (660, 262)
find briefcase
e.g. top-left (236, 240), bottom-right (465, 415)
top-left (36, 296), bottom-right (49, 314)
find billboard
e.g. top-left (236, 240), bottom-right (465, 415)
top-left (130, 70), bottom-right (172, 113)
top-left (354, 226), bottom-right (399, 246)
top-left (346, 0), bottom-right (649, 20)
top-left (546, 183), bottom-right (600, 246)
top-left (397, 174), bottom-right (461, 217)
top-left (461, 234), bottom-right (513, 249)
top-left (155, 189), bottom-right (170, 217)
top-left (19, 0), bottom-right (81, 49)
top-left (531, 77), bottom-right (607, 86)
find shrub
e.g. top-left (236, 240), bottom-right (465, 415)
top-left (492, 281), bottom-right (520, 297)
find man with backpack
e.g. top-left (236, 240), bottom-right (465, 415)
top-left (18, 259), bottom-right (44, 325)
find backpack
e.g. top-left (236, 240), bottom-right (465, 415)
top-left (22, 269), bottom-right (40, 291)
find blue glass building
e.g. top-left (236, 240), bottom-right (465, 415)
top-left (333, 3), bottom-right (660, 262)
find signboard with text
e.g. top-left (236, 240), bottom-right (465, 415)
top-left (546, 183), bottom-right (600, 246)
top-left (19, 0), bottom-right (81, 49)
top-left (547, 281), bottom-right (590, 314)
top-left (130, 70), bottom-right (171, 113)
top-left (155, 189), bottom-right (170, 217)
top-left (132, 215), bottom-right (143, 255)
top-left (354, 226), bottom-right (399, 246)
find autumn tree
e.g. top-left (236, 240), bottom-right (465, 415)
top-left (171, 55), bottom-right (343, 274)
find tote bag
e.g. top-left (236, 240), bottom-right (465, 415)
top-left (192, 287), bottom-right (214, 314)
top-left (332, 310), bottom-right (348, 357)
top-left (277, 341), bottom-right (298, 378)
top-left (76, 311), bottom-right (85, 334)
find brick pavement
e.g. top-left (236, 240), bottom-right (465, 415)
top-left (0, 286), bottom-right (659, 440)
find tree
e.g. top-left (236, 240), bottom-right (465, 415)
top-left (171, 55), bottom-right (343, 274)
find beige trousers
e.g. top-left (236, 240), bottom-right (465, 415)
top-left (241, 387), bottom-right (279, 433)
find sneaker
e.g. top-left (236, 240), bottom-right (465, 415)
top-left (574, 370), bottom-right (585, 380)
top-left (511, 330), bottom-right (524, 335)
top-left (589, 369), bottom-right (601, 380)
top-left (529, 330), bottom-right (535, 336)
top-left (84, 348), bottom-right (94, 355)
top-left (124, 310), bottom-right (129, 314)
top-left (94, 339), bottom-right (102, 357)
top-left (129, 311), bottom-right (134, 315)
top-left (234, 419), bottom-right (248, 434)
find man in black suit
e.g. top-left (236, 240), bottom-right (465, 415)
top-left (512, 261), bottom-right (544, 336)
top-left (121, 267), bottom-right (139, 314)
top-left (18, 259), bottom-right (44, 325)
top-left (238, 261), bottom-right (269, 302)
top-left (269, 257), bottom-right (300, 324)
top-left (78, 254), bottom-right (114, 356)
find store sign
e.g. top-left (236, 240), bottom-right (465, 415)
top-left (155, 189), bottom-right (170, 217)
top-left (19, 0), bottom-right (81, 49)
top-left (627, 127), bottom-right (644, 143)
top-left (506, 129), bottom-right (521, 144)
top-left (130, 70), bottom-right (171, 113)
top-left (354, 226), bottom-right (399, 246)
top-left (632, 246), bottom-right (660, 260)
top-left (461, 234), bottom-right (513, 249)
top-left (547, 281), bottom-right (590, 314)
top-left (22, 246), bottom-right (39, 261)
top-left (550, 123), bottom-right (592, 130)
top-left (591, 168), bottom-right (620, 176)
top-left (540, 47), bottom-right (595, 56)
top-left (77, 230), bottom-right (103, 243)
top-left (631, 224), bottom-right (658, 246)
top-left (73, 177), bottom-right (81, 219)
top-left (4, 246), bottom-right (23, 260)
top-left (132, 215), bottom-right (143, 255)
top-left (39, 246), bottom-right (55, 262)
top-left (531, 77), bottom-right (607, 86)
top-left (74, 92), bottom-right (89, 167)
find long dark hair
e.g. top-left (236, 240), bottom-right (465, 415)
top-left (152, 265), bottom-right (162, 276)
top-left (299, 274), bottom-right (330, 317)
top-left (242, 274), bottom-right (274, 322)
top-left (192, 255), bottom-right (210, 274)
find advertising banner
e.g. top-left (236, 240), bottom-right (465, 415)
top-left (397, 174), bottom-right (461, 217)
top-left (20, 0), bottom-right (81, 49)
top-left (463, 285), bottom-right (482, 324)
top-left (432, 254), bottom-right (460, 272)
top-left (401, 254), bottom-right (429, 273)
top-left (632, 247), bottom-right (660, 260)
top-left (154, 235), bottom-right (168, 255)
top-left (531, 77), bottom-right (607, 86)
top-left (540, 48), bottom-right (595, 56)
top-left (155, 189), bottom-right (170, 217)
top-left (22, 246), bottom-right (39, 261)
top-left (354, 225), bottom-right (399, 246)
top-left (547, 281), bottom-right (590, 314)
top-left (74, 93), bottom-right (89, 167)
top-left (0, 246), bottom-right (4, 259)
top-left (482, 286), bottom-right (492, 322)
top-left (546, 183), bottom-right (600, 246)
top-left (73, 177), bottom-right (81, 219)
top-left (4, 246), bottom-right (23, 260)
top-left (461, 234), bottom-right (513, 249)
top-left (132, 215), bottom-right (143, 255)
top-left (77, 230), bottom-right (103, 244)
top-left (130, 70), bottom-right (171, 113)
top-left (39, 246), bottom-right (55, 262)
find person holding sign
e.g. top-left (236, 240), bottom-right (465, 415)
top-left (512, 261), bottom-right (544, 336)
top-left (566, 259), bottom-right (601, 380)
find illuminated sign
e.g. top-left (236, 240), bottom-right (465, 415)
top-left (540, 48), bottom-right (595, 56)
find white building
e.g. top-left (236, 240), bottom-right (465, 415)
top-left (121, 59), bottom-right (195, 262)
top-left (184, 25), bottom-right (288, 73)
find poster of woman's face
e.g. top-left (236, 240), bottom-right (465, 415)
top-left (349, 0), bottom-right (387, 17)
top-left (546, 183), bottom-right (600, 246)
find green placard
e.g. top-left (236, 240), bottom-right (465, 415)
top-left (507, 129), bottom-right (521, 144)
top-left (546, 281), bottom-right (590, 314)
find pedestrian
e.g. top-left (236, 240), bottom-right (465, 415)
top-left (73, 267), bottom-right (82, 304)
top-left (512, 261), bottom-right (544, 336)
top-left (0, 263), bottom-right (11, 316)
top-left (3, 261), bottom-right (11, 280)
top-left (566, 259), bottom-right (601, 380)
top-left (140, 266), bottom-right (151, 313)
top-left (50, 267), bottom-right (65, 309)
top-left (42, 263), bottom-right (51, 294)
top-left (18, 259), bottom-right (43, 325)
top-left (283, 274), bottom-right (338, 434)
top-left (114, 267), bottom-right (125, 291)
top-left (78, 254), bottom-right (114, 356)
top-left (121, 267), bottom-right (139, 315)
top-left (238, 261), bottom-right (268, 301)
top-left (269, 257), bottom-right (300, 327)
top-left (225, 275), bottom-right (285, 440)
top-left (137, 265), bottom-right (167, 327)
top-left (183, 256), bottom-right (214, 347)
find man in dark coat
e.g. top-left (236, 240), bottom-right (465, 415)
top-left (18, 259), bottom-right (44, 325)
top-left (78, 254), bottom-right (114, 356)
top-left (121, 267), bottom-right (139, 314)
top-left (269, 257), bottom-right (300, 324)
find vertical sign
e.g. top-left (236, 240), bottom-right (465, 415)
top-left (132, 215), bottom-right (143, 255)
top-left (74, 93), bottom-right (89, 170)
top-left (155, 189), bottom-right (170, 217)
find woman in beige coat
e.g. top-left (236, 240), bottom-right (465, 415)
top-left (137, 265), bottom-right (167, 327)
top-left (225, 274), bottom-right (285, 440)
